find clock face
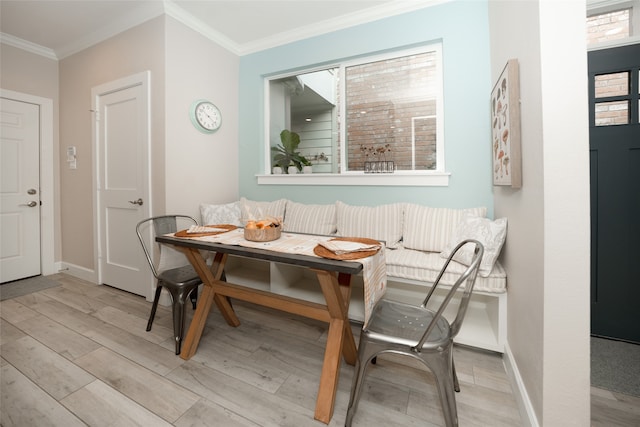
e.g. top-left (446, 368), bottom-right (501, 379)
top-left (191, 100), bottom-right (221, 133)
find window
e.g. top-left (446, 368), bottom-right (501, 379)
top-left (587, 8), bottom-right (630, 45)
top-left (264, 43), bottom-right (445, 184)
top-left (594, 72), bottom-right (630, 126)
top-left (344, 49), bottom-right (443, 173)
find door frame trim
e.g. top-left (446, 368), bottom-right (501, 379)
top-left (91, 71), bottom-right (152, 298)
top-left (0, 89), bottom-right (56, 276)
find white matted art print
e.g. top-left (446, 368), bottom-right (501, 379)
top-left (491, 59), bottom-right (522, 188)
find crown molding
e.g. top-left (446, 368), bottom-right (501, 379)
top-left (236, 0), bottom-right (451, 55)
top-left (163, 0), bottom-right (242, 54)
top-left (163, 0), bottom-right (450, 56)
top-left (55, 1), bottom-right (166, 59)
top-left (2, 0), bottom-right (450, 60)
top-left (0, 32), bottom-right (58, 60)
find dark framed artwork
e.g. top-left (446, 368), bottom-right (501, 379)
top-left (491, 59), bottom-right (522, 188)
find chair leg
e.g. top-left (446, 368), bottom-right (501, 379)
top-left (146, 284), bottom-right (163, 332)
top-left (452, 358), bottom-right (460, 393)
top-left (169, 285), bottom-right (198, 355)
top-left (425, 349), bottom-right (459, 427)
top-left (346, 342), bottom-right (375, 427)
top-left (170, 290), bottom-right (187, 355)
top-left (345, 359), bottom-right (363, 427)
top-left (189, 286), bottom-right (198, 310)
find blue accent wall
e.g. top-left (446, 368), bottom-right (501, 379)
top-left (239, 0), bottom-right (493, 215)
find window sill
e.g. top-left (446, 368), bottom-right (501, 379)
top-left (256, 172), bottom-right (450, 186)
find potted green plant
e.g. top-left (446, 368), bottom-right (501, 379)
top-left (271, 129), bottom-right (311, 174)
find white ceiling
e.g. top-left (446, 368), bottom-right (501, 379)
top-left (0, 0), bottom-right (441, 59)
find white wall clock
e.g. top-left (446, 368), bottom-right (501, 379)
top-left (189, 99), bottom-right (222, 134)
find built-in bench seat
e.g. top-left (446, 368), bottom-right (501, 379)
top-left (200, 198), bottom-right (508, 352)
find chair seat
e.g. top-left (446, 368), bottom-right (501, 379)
top-left (366, 299), bottom-right (451, 349)
top-left (158, 265), bottom-right (202, 287)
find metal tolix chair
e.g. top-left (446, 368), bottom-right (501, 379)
top-left (345, 239), bottom-right (484, 427)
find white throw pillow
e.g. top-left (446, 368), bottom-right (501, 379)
top-left (440, 214), bottom-right (508, 277)
top-left (335, 201), bottom-right (404, 248)
top-left (239, 198), bottom-right (287, 224)
top-left (402, 204), bottom-right (487, 252)
top-left (200, 201), bottom-right (242, 226)
top-left (283, 201), bottom-right (337, 235)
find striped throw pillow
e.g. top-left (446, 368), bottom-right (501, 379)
top-left (402, 204), bottom-right (487, 252)
top-left (335, 201), bottom-right (404, 248)
top-left (283, 201), bottom-right (337, 235)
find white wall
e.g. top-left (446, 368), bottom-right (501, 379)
top-left (55, 16), bottom-right (240, 271)
top-left (489, 1), bottom-right (545, 419)
top-left (164, 16), bottom-right (240, 218)
top-left (539, 1), bottom-right (590, 423)
top-left (490, 1), bottom-right (591, 425)
top-left (58, 17), bottom-right (166, 270)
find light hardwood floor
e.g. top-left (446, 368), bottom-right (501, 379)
top-left (0, 274), bottom-right (638, 426)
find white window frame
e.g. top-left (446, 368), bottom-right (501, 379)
top-left (259, 42), bottom-right (449, 186)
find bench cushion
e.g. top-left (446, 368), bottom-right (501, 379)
top-left (385, 248), bottom-right (506, 293)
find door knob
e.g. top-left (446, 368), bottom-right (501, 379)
top-left (20, 201), bottom-right (38, 207)
top-left (128, 198), bottom-right (144, 206)
top-left (27, 188), bottom-right (37, 195)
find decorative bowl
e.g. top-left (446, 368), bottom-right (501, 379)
top-left (244, 224), bottom-right (282, 242)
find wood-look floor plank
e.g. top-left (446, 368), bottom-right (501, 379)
top-left (189, 334), bottom-right (291, 394)
top-left (230, 302), bottom-right (328, 341)
top-left (25, 298), bottom-right (108, 334)
top-left (14, 314), bottom-right (101, 361)
top-left (91, 284), bottom-right (164, 321)
top-left (0, 364), bottom-right (86, 427)
top-left (0, 318), bottom-right (25, 345)
top-left (81, 319), bottom-right (186, 376)
top-left (39, 285), bottom-right (107, 314)
top-left (174, 398), bottom-right (261, 427)
top-left (167, 362), bottom-right (333, 427)
top-left (451, 381), bottom-right (522, 424)
top-left (75, 347), bottom-right (200, 423)
top-left (61, 380), bottom-right (174, 426)
top-left (0, 335), bottom-right (95, 400)
top-left (347, 397), bottom-right (436, 427)
top-left (590, 387), bottom-right (640, 427)
top-left (92, 305), bottom-right (173, 344)
top-left (0, 299), bottom-right (40, 324)
top-left (472, 364), bottom-right (514, 394)
top-left (11, 289), bottom-right (55, 308)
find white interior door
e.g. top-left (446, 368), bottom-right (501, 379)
top-left (0, 98), bottom-right (41, 283)
top-left (94, 72), bottom-right (151, 298)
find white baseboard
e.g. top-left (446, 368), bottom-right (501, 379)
top-left (58, 262), bottom-right (97, 283)
top-left (503, 342), bottom-right (540, 427)
top-left (58, 262), bottom-right (169, 306)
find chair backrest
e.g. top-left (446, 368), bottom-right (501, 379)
top-left (136, 215), bottom-right (197, 278)
top-left (415, 239), bottom-right (484, 350)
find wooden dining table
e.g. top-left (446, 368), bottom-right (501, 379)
top-left (155, 232), bottom-right (365, 424)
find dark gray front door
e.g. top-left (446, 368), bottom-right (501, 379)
top-left (588, 43), bottom-right (640, 343)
